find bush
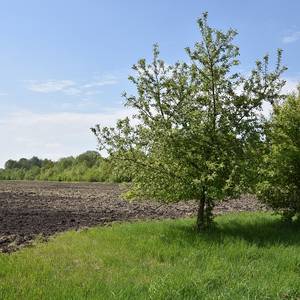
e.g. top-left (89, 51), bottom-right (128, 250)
top-left (256, 89), bottom-right (300, 220)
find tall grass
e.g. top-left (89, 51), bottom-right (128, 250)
top-left (0, 213), bottom-right (299, 299)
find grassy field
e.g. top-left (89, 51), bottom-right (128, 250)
top-left (0, 213), bottom-right (299, 300)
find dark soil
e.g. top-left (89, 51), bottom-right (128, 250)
top-left (0, 181), bottom-right (267, 253)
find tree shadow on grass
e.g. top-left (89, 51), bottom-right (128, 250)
top-left (161, 213), bottom-right (300, 248)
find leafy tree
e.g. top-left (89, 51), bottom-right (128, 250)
top-left (256, 86), bottom-right (300, 221)
top-left (57, 156), bottom-right (75, 170)
top-left (76, 151), bottom-right (102, 168)
top-left (41, 159), bottom-right (54, 169)
top-left (24, 166), bottom-right (41, 180)
top-left (18, 158), bottom-right (31, 170)
top-left (92, 13), bottom-right (286, 230)
top-left (29, 156), bottom-right (43, 168)
top-left (5, 160), bottom-right (19, 170)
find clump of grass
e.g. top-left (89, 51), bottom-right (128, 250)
top-left (0, 213), bottom-right (300, 299)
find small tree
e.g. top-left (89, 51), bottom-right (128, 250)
top-left (92, 13), bottom-right (285, 231)
top-left (256, 86), bottom-right (300, 221)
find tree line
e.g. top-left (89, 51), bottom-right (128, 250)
top-left (0, 151), bottom-right (131, 183)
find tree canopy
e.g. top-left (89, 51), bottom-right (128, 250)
top-left (256, 86), bottom-right (300, 220)
top-left (92, 13), bottom-right (286, 230)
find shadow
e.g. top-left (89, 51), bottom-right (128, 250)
top-left (159, 214), bottom-right (300, 247)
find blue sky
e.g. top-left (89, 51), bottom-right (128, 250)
top-left (0, 0), bottom-right (299, 167)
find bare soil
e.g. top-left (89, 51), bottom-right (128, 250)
top-left (0, 181), bottom-right (266, 253)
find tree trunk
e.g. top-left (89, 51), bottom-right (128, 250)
top-left (196, 188), bottom-right (214, 232)
top-left (196, 197), bottom-right (205, 231)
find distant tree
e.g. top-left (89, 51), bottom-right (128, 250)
top-left (76, 151), bottom-right (102, 168)
top-left (41, 159), bottom-right (54, 169)
top-left (57, 156), bottom-right (75, 169)
top-left (24, 166), bottom-right (41, 180)
top-left (29, 156), bottom-right (43, 168)
top-left (18, 158), bottom-right (31, 170)
top-left (4, 160), bottom-right (18, 170)
top-left (92, 13), bottom-right (286, 231)
top-left (256, 86), bottom-right (300, 221)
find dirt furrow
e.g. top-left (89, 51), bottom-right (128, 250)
top-left (0, 181), bottom-right (267, 253)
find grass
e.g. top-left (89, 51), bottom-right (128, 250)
top-left (0, 213), bottom-right (300, 300)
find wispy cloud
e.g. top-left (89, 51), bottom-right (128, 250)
top-left (26, 80), bottom-right (75, 93)
top-left (82, 79), bottom-right (117, 89)
top-left (25, 76), bottom-right (118, 97)
top-left (282, 31), bottom-right (300, 44)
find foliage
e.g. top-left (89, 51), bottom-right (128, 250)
top-left (1, 213), bottom-right (300, 299)
top-left (92, 13), bottom-right (286, 230)
top-left (256, 87), bottom-right (300, 220)
top-left (0, 151), bottom-right (128, 183)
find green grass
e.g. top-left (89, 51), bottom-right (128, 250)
top-left (0, 213), bottom-right (300, 300)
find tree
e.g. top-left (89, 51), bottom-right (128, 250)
top-left (76, 151), bottom-right (102, 168)
top-left (92, 13), bottom-right (286, 231)
top-left (256, 86), bottom-right (300, 221)
top-left (57, 156), bottom-right (75, 169)
top-left (4, 160), bottom-right (18, 170)
top-left (29, 156), bottom-right (43, 168)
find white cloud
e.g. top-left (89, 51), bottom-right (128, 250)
top-left (0, 108), bottom-right (133, 167)
top-left (282, 31), bottom-right (300, 44)
top-left (82, 79), bottom-right (117, 89)
top-left (26, 80), bottom-right (75, 93)
top-left (25, 76), bottom-right (118, 97)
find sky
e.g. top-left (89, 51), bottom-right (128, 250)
top-left (0, 0), bottom-right (300, 167)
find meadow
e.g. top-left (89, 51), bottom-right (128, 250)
top-left (1, 213), bottom-right (299, 299)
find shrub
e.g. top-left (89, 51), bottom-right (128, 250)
top-left (256, 88), bottom-right (300, 220)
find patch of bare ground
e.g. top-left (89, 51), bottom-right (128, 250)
top-left (0, 181), bottom-right (267, 253)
